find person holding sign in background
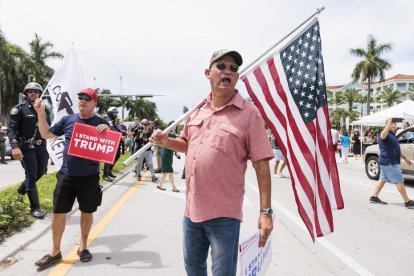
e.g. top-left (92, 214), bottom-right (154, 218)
top-left (151, 49), bottom-right (274, 276)
top-left (32, 88), bottom-right (109, 269)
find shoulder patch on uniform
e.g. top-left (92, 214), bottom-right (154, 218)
top-left (10, 107), bottom-right (18, 115)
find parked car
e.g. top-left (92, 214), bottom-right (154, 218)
top-left (5, 137), bottom-right (13, 159)
top-left (363, 127), bottom-right (414, 180)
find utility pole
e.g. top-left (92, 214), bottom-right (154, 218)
top-left (28, 75), bottom-right (36, 83)
top-left (119, 74), bottom-right (123, 94)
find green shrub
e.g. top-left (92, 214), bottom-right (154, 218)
top-left (0, 191), bottom-right (33, 242)
top-left (0, 152), bottom-right (134, 243)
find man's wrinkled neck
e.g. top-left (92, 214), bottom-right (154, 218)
top-left (79, 112), bottom-right (94, 119)
top-left (211, 89), bottom-right (236, 109)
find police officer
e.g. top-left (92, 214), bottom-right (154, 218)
top-left (102, 107), bottom-right (121, 182)
top-left (7, 82), bottom-right (51, 219)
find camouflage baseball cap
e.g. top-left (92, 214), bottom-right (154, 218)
top-left (209, 49), bottom-right (243, 68)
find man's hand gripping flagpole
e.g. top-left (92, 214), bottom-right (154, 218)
top-left (123, 99), bottom-right (206, 166)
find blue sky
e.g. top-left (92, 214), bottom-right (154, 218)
top-left (1, 0), bottom-right (413, 121)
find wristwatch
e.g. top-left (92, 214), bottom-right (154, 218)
top-left (260, 208), bottom-right (273, 217)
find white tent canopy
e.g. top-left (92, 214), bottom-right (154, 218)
top-left (352, 100), bottom-right (414, 126)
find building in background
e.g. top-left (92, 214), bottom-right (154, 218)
top-left (327, 74), bottom-right (414, 115)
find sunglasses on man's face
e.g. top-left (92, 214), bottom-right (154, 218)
top-left (27, 90), bottom-right (41, 94)
top-left (78, 95), bottom-right (92, 102)
top-left (216, 62), bottom-right (239, 73)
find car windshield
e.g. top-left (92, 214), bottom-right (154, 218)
top-left (399, 130), bottom-right (414, 143)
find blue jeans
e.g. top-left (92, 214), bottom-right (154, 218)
top-left (136, 150), bottom-right (155, 176)
top-left (183, 216), bottom-right (241, 276)
top-left (129, 139), bottom-right (136, 154)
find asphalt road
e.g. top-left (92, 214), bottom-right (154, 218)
top-left (1, 155), bottom-right (413, 275)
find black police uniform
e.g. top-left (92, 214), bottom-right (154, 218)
top-left (7, 100), bottom-right (51, 218)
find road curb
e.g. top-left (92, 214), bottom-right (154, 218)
top-left (0, 165), bottom-right (134, 265)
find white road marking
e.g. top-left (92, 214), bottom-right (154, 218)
top-left (340, 177), bottom-right (414, 198)
top-left (246, 181), bottom-right (375, 276)
top-left (243, 194), bottom-right (253, 206)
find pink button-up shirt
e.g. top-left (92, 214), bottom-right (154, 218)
top-left (181, 92), bottom-right (274, 222)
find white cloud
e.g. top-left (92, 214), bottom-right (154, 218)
top-left (1, 0), bottom-right (413, 120)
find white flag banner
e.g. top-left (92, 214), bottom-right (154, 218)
top-left (46, 46), bottom-right (86, 170)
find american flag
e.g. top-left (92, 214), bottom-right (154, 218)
top-left (241, 19), bottom-right (344, 240)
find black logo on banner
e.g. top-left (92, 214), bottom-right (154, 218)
top-left (52, 85), bottom-right (74, 114)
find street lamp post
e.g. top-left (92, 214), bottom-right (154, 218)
top-left (28, 75), bottom-right (36, 83)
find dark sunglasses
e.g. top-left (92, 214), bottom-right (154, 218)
top-left (78, 95), bottom-right (92, 102)
top-left (216, 62), bottom-right (239, 73)
top-left (26, 90), bottom-right (41, 94)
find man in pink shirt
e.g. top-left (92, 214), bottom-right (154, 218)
top-left (151, 49), bottom-right (274, 276)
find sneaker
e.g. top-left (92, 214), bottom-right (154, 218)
top-left (370, 196), bottom-right (387, 205)
top-left (404, 200), bottom-right (414, 209)
top-left (137, 175), bottom-right (142, 181)
top-left (77, 248), bottom-right (92, 262)
top-left (151, 175), bottom-right (158, 183)
top-left (35, 252), bottom-right (62, 268)
top-left (274, 173), bottom-right (284, 178)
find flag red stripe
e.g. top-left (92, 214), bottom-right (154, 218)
top-left (304, 121), bottom-right (326, 236)
top-left (241, 19), bottom-right (344, 240)
top-left (261, 57), bottom-right (336, 237)
top-left (266, 59), bottom-right (317, 199)
top-left (262, 59), bottom-right (322, 237)
top-left (322, 105), bottom-right (344, 208)
top-left (243, 75), bottom-right (316, 240)
top-left (315, 114), bottom-right (335, 231)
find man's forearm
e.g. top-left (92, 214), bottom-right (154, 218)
top-left (253, 160), bottom-right (272, 208)
top-left (37, 112), bottom-right (55, 139)
top-left (165, 137), bottom-right (188, 153)
top-left (380, 127), bottom-right (389, 140)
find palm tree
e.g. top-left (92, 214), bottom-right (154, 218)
top-left (0, 31), bottom-right (29, 120)
top-left (28, 33), bottom-right (63, 86)
top-left (328, 91), bottom-right (344, 108)
top-left (95, 88), bottom-right (115, 115)
top-left (330, 108), bottom-right (360, 132)
top-left (129, 97), bottom-right (158, 120)
top-left (377, 87), bottom-right (402, 107)
top-left (406, 86), bottom-right (414, 101)
top-left (350, 35), bottom-right (392, 115)
top-left (342, 88), bottom-right (365, 112)
top-left (372, 93), bottom-right (382, 112)
top-left (115, 96), bottom-right (132, 120)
